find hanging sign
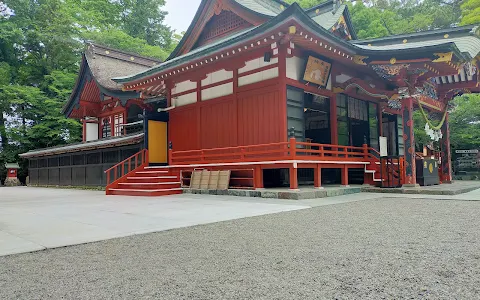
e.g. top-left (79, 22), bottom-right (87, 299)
top-left (303, 56), bottom-right (332, 88)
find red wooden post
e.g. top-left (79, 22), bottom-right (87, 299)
top-left (121, 161), bottom-right (125, 176)
top-left (135, 155), bottom-right (138, 168)
top-left (341, 165), bottom-right (349, 186)
top-left (402, 97), bottom-right (417, 186)
top-left (289, 165), bottom-right (298, 190)
top-left (240, 147), bottom-right (245, 160)
top-left (319, 145), bottom-right (324, 157)
top-left (82, 118), bottom-right (86, 142)
top-left (254, 167), bottom-right (264, 189)
top-left (168, 149), bottom-right (173, 165)
top-left (363, 144), bottom-right (369, 160)
top-left (201, 150), bottom-right (205, 162)
top-left (289, 137), bottom-right (296, 160)
top-left (106, 172), bottom-right (110, 185)
top-left (314, 165), bottom-right (323, 189)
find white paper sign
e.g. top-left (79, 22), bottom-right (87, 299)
top-left (380, 136), bottom-right (388, 157)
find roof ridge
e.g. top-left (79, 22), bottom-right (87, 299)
top-left (352, 25), bottom-right (478, 44)
top-left (305, 0), bottom-right (334, 13)
top-left (86, 42), bottom-right (163, 63)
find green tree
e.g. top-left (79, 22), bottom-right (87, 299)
top-left (460, 0), bottom-right (480, 25)
top-left (449, 94), bottom-right (480, 149)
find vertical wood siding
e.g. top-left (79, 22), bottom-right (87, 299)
top-left (168, 83), bottom-right (284, 151)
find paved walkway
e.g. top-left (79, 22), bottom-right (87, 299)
top-left (1, 185), bottom-right (479, 257)
top-left (1, 197), bottom-right (479, 299)
top-left (0, 187), bottom-right (376, 257)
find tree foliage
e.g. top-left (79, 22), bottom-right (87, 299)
top-left (0, 0), bottom-right (176, 182)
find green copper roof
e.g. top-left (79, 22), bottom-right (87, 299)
top-left (355, 36), bottom-right (480, 60)
top-left (312, 4), bottom-right (346, 30)
top-left (114, 3), bottom-right (474, 84)
top-left (167, 0), bottom-right (347, 60)
top-left (234, 0), bottom-right (284, 16)
top-left (353, 25), bottom-right (480, 60)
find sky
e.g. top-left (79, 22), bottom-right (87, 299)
top-left (164, 0), bottom-right (202, 33)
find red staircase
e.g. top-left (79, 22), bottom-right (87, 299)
top-left (105, 150), bottom-right (182, 196)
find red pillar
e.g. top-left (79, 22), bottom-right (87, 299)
top-left (289, 165), bottom-right (298, 190)
top-left (441, 112), bottom-right (453, 183)
top-left (82, 118), bottom-right (86, 142)
top-left (255, 167), bottom-right (264, 189)
top-left (402, 97), bottom-right (417, 186)
top-left (341, 165), bottom-right (349, 186)
top-left (314, 165), bottom-right (323, 189)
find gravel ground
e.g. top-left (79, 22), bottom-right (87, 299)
top-left (1, 197), bottom-right (480, 299)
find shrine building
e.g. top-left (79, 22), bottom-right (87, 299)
top-left (21, 0), bottom-right (480, 196)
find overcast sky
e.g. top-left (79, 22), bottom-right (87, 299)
top-left (164, 0), bottom-right (202, 33)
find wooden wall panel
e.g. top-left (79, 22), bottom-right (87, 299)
top-left (169, 107), bottom-right (200, 151)
top-left (200, 100), bottom-right (236, 149)
top-left (237, 88), bottom-right (283, 146)
top-left (168, 84), bottom-right (285, 151)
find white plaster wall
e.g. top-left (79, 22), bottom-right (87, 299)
top-left (174, 92), bottom-right (197, 107)
top-left (85, 123), bottom-right (98, 142)
top-left (201, 69), bottom-right (233, 86)
top-left (238, 57), bottom-right (278, 74)
top-left (171, 80), bottom-right (197, 95)
top-left (286, 56), bottom-right (305, 80)
top-left (202, 82), bottom-right (233, 101)
top-left (238, 67), bottom-right (279, 87)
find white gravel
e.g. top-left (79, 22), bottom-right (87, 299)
top-left (1, 198), bottom-right (480, 299)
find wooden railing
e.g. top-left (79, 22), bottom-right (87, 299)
top-left (105, 149), bottom-right (149, 191)
top-left (169, 138), bottom-right (373, 165)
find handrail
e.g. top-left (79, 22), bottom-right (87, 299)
top-left (105, 149), bottom-right (149, 188)
top-left (169, 138), bottom-right (375, 165)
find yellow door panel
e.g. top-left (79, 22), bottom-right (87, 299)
top-left (148, 120), bottom-right (167, 164)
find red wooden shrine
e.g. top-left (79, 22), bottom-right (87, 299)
top-left (21, 0), bottom-right (480, 196)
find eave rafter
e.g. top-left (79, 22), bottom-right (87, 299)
top-left (121, 22), bottom-right (364, 94)
top-left (122, 30), bottom-right (289, 95)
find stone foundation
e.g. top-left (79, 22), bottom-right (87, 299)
top-left (4, 177), bottom-right (20, 186)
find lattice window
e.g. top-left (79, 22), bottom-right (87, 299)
top-left (195, 10), bottom-right (251, 48)
top-left (101, 117), bottom-right (111, 139)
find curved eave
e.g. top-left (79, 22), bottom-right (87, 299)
top-left (114, 3), bottom-right (470, 86)
top-left (62, 54), bottom-right (89, 117)
top-left (167, 0), bottom-right (279, 61)
top-left (352, 25), bottom-right (478, 45)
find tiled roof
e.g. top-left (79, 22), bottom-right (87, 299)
top-left (355, 36), bottom-right (480, 60)
top-left (19, 133), bottom-right (144, 158)
top-left (85, 43), bottom-right (161, 91)
top-left (353, 25), bottom-right (480, 60)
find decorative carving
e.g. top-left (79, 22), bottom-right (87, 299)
top-left (195, 10), bottom-right (250, 47)
top-left (331, 15), bottom-right (352, 41)
top-left (432, 52), bottom-right (453, 63)
top-left (415, 80), bottom-right (438, 100)
top-left (353, 55), bottom-right (368, 65)
top-left (387, 99), bottom-right (402, 110)
top-left (464, 61), bottom-right (477, 77)
top-left (337, 78), bottom-right (397, 100)
top-left (372, 64), bottom-right (410, 79)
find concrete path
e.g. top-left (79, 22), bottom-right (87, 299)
top-left (2, 197), bottom-right (480, 299)
top-left (0, 187), bottom-right (373, 257)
